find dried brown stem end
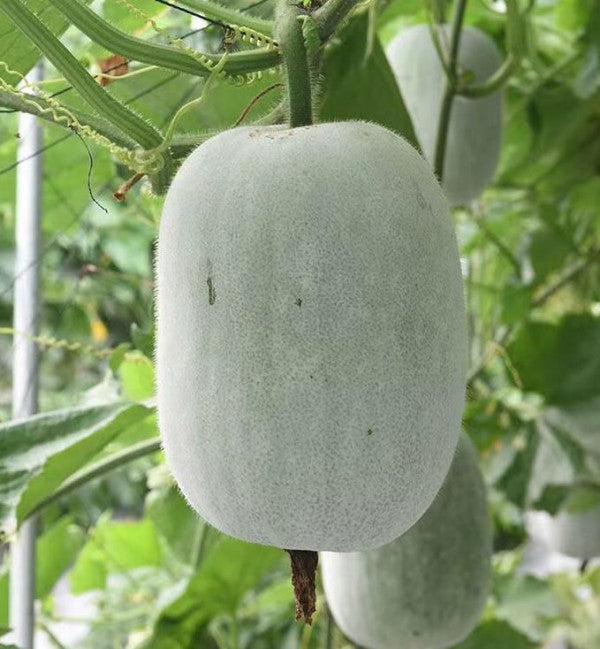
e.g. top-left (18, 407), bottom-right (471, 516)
top-left (285, 549), bottom-right (319, 624)
top-left (114, 172), bottom-right (144, 201)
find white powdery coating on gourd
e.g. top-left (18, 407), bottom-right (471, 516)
top-left (321, 434), bottom-right (492, 649)
top-left (156, 121), bottom-right (467, 551)
top-left (527, 507), bottom-right (600, 559)
top-left (386, 25), bottom-right (503, 207)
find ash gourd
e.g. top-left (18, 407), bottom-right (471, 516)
top-left (156, 120), bottom-right (467, 621)
top-left (386, 24), bottom-right (503, 206)
top-left (322, 434), bottom-right (492, 649)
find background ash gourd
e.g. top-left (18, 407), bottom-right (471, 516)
top-left (386, 25), bottom-right (503, 207)
top-left (321, 434), bottom-right (492, 649)
top-left (156, 121), bottom-right (467, 621)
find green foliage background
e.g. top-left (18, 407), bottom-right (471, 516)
top-left (1, 0), bottom-right (600, 647)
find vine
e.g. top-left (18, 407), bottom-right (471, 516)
top-left (0, 327), bottom-right (148, 362)
top-left (433, 0), bottom-right (468, 182)
top-left (1, 0), bottom-right (164, 152)
top-left (47, 0), bottom-right (281, 84)
top-left (432, 0), bottom-right (522, 178)
top-left (153, 53), bottom-right (229, 154)
top-left (0, 74), bottom-right (135, 150)
top-left (0, 80), bottom-right (163, 176)
top-left (276, 1), bottom-right (313, 127)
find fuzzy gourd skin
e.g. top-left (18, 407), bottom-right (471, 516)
top-left (386, 25), bottom-right (503, 206)
top-left (321, 434), bottom-right (492, 649)
top-left (157, 121), bottom-right (467, 552)
top-left (528, 507), bottom-right (600, 559)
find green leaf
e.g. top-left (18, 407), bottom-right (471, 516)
top-left (496, 426), bottom-right (540, 508)
top-left (508, 313), bottom-right (600, 404)
top-left (109, 343), bottom-right (133, 373)
top-left (501, 285), bottom-right (532, 325)
top-left (0, 516), bottom-right (85, 628)
top-left (319, 14), bottom-right (418, 147)
top-left (527, 418), bottom-right (577, 509)
top-left (527, 397), bottom-right (600, 513)
top-left (569, 177), bottom-right (600, 234)
top-left (131, 323), bottom-right (155, 359)
top-left (0, 123), bottom-right (114, 234)
top-left (563, 483), bottom-right (600, 512)
top-left (100, 222), bottom-right (154, 276)
top-left (544, 397), bottom-right (600, 458)
top-left (454, 620), bottom-right (536, 649)
top-left (70, 515), bottom-right (162, 593)
top-left (494, 574), bottom-right (563, 640)
top-left (0, 401), bottom-right (151, 536)
top-left (36, 516), bottom-right (86, 598)
top-left (118, 353), bottom-right (155, 401)
top-left (102, 0), bottom-right (167, 34)
top-left (0, 0), bottom-right (81, 83)
top-left (555, 0), bottom-right (597, 32)
top-left (527, 226), bottom-right (573, 283)
top-left (532, 484), bottom-right (571, 514)
top-left (145, 538), bottom-right (283, 648)
top-left (376, 0), bottom-right (426, 45)
top-left (146, 485), bottom-right (201, 565)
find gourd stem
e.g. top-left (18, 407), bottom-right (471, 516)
top-left (433, 0), bottom-right (468, 181)
top-left (286, 549), bottom-right (319, 624)
top-left (276, 1), bottom-right (313, 128)
top-left (458, 55), bottom-right (515, 97)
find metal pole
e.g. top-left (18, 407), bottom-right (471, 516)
top-left (9, 61), bottom-right (44, 649)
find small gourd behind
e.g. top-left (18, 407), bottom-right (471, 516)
top-left (386, 25), bottom-right (503, 206)
top-left (321, 434), bottom-right (492, 649)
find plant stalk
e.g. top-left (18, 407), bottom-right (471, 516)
top-left (458, 55), bottom-right (515, 98)
top-left (24, 438), bottom-right (162, 520)
top-left (433, 0), bottom-right (468, 181)
top-left (0, 90), bottom-right (136, 149)
top-left (276, 1), bottom-right (313, 128)
top-left (46, 0), bottom-right (281, 79)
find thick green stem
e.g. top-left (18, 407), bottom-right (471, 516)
top-left (46, 0), bottom-right (281, 79)
top-left (433, 0), bottom-right (468, 181)
top-left (276, 1), bottom-right (312, 128)
top-left (0, 0), bottom-right (162, 149)
top-left (0, 90), bottom-right (136, 149)
top-left (313, 0), bottom-right (362, 42)
top-left (433, 83), bottom-right (454, 181)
